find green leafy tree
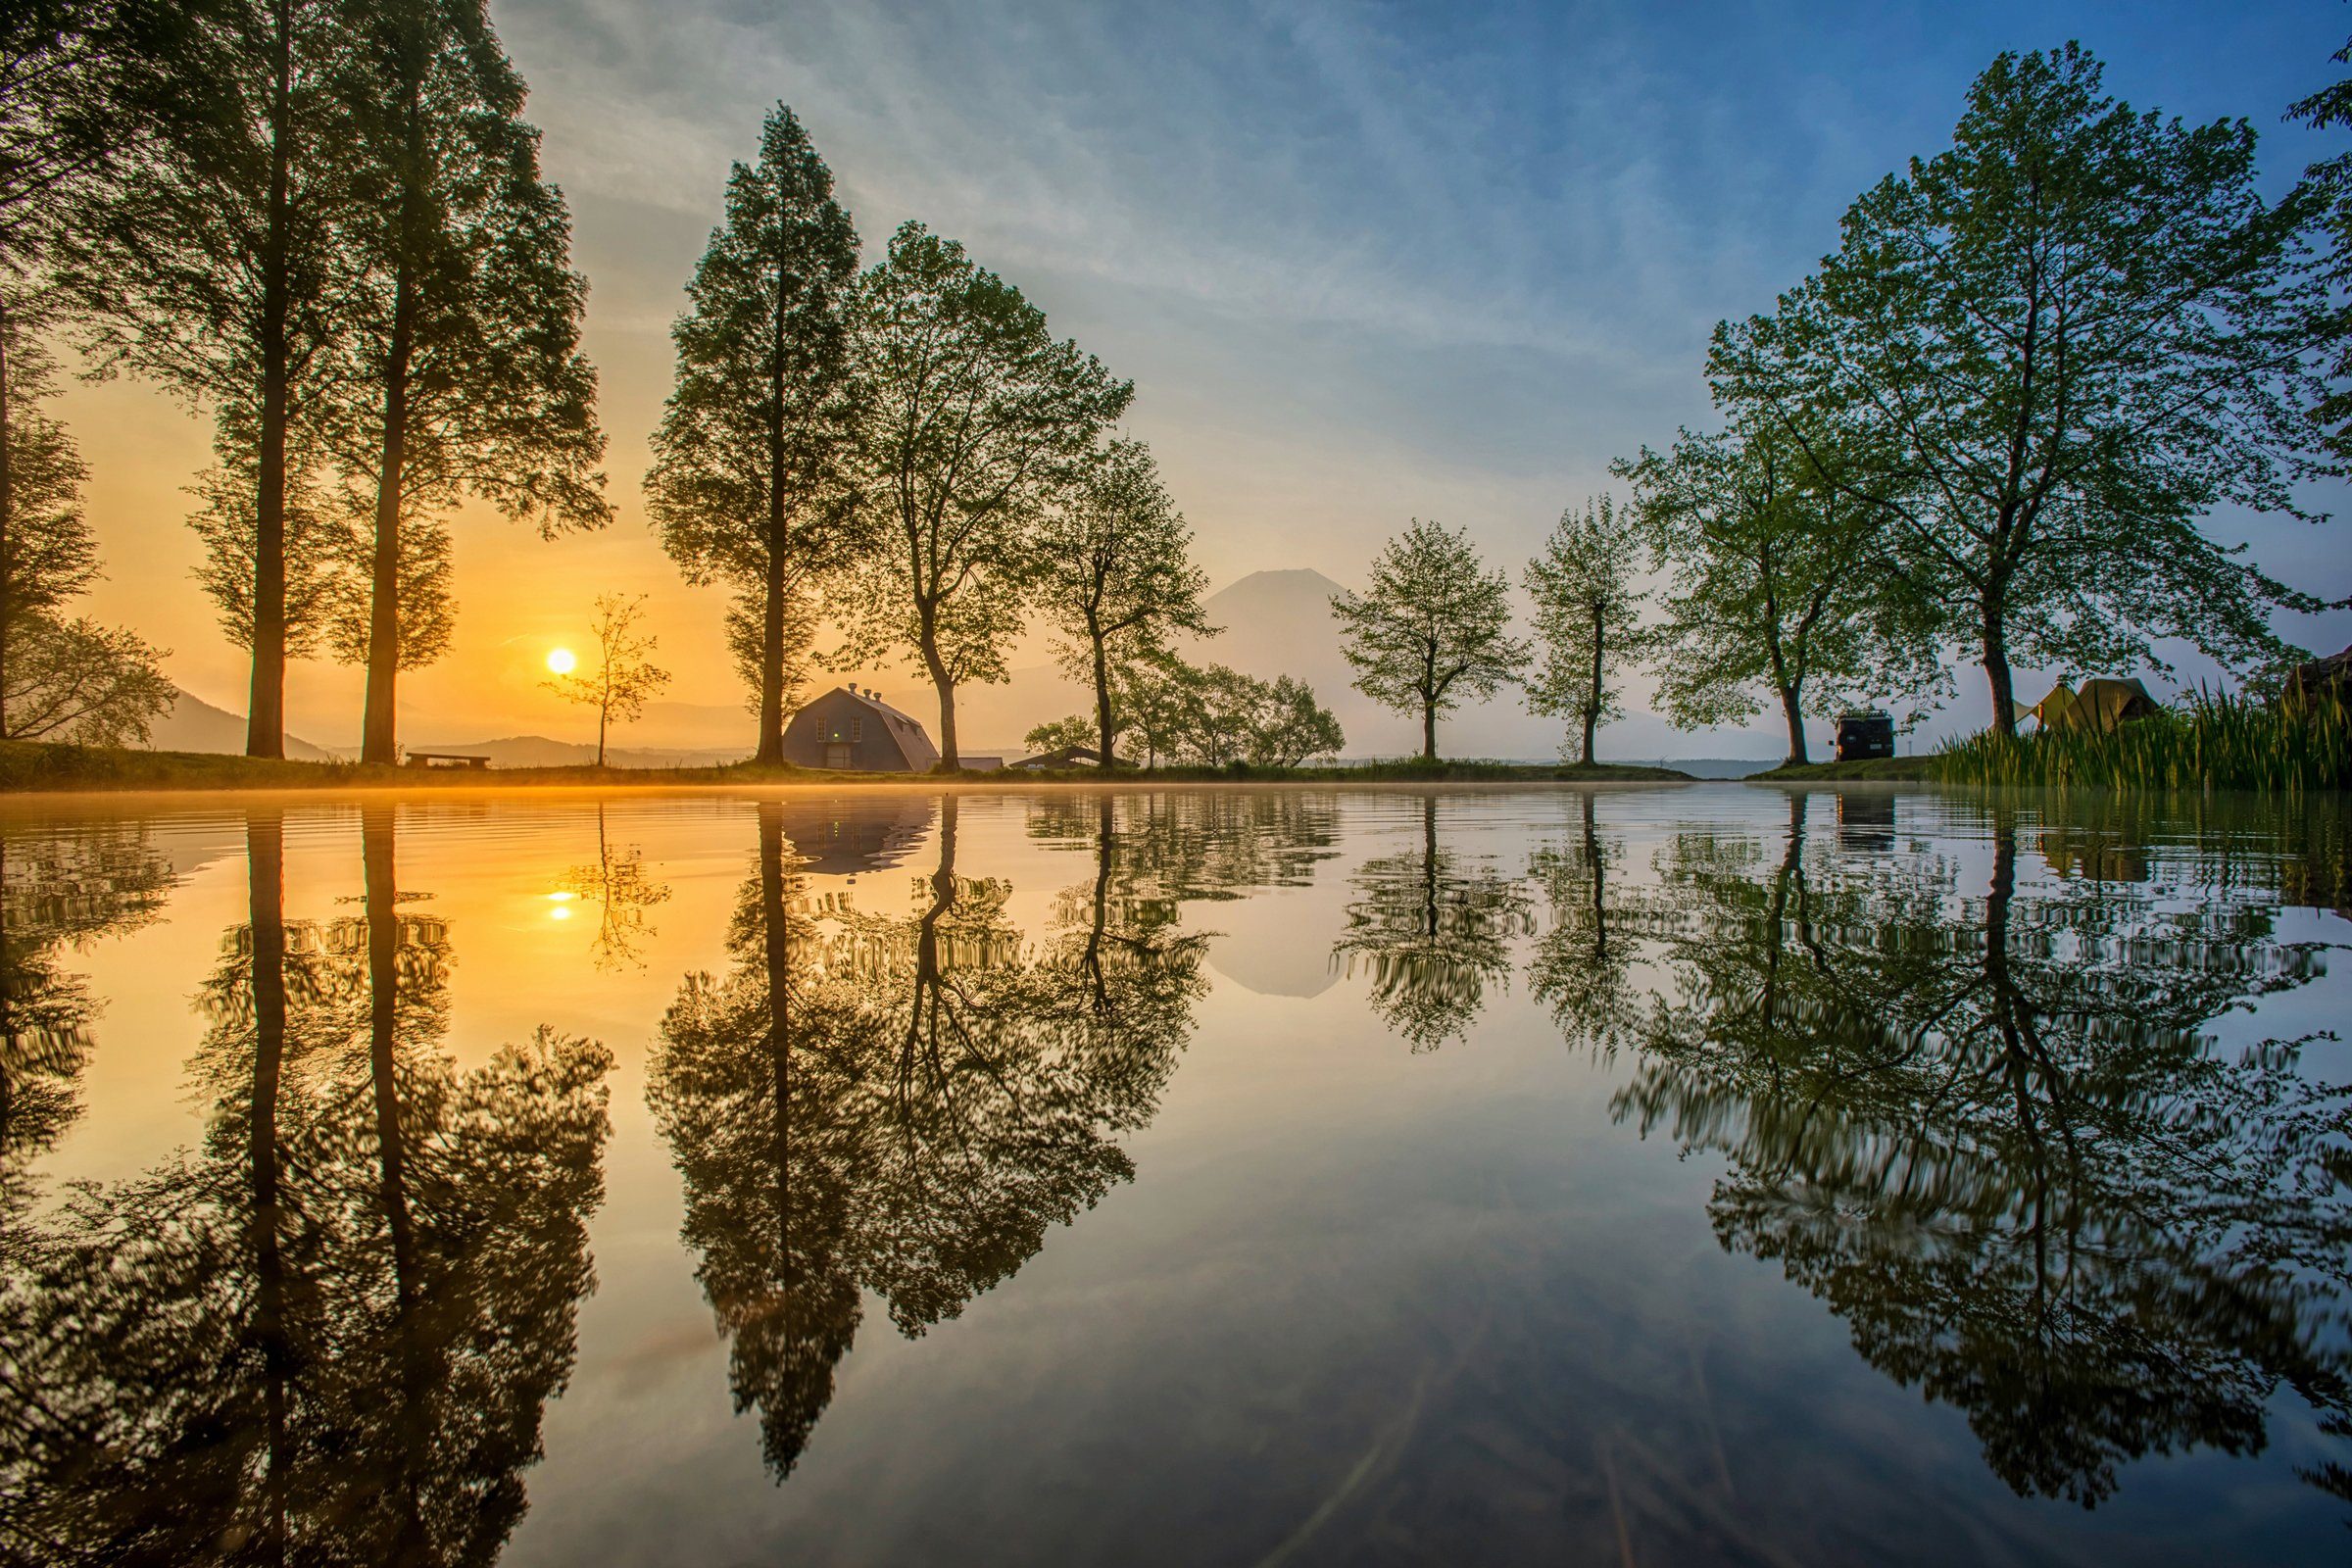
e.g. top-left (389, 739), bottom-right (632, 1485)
top-left (543, 592), bottom-right (670, 766)
top-left (647, 104), bottom-right (861, 763)
top-left (1030, 437), bottom-right (1212, 767)
top-left (2286, 33), bottom-right (2352, 462)
top-left (1331, 518), bottom-right (1526, 761)
top-left (1523, 497), bottom-right (1645, 765)
top-left (0, 295), bottom-right (170, 743)
top-left (1617, 424), bottom-right (1941, 764)
top-left (835, 222), bottom-right (1130, 767)
top-left (1022, 713), bottom-right (1105, 758)
top-left (56, 0), bottom-right (362, 757)
top-left (1248, 675), bottom-right (1344, 766)
top-left (1711, 45), bottom-right (2339, 732)
top-left (328, 0), bottom-right (609, 763)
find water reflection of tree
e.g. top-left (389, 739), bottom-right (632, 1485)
top-left (0, 808), bottom-right (613, 1564)
top-left (1333, 794), bottom-right (1534, 1050)
top-left (0, 820), bottom-right (173, 1177)
top-left (557, 802), bottom-right (670, 969)
top-left (1526, 791), bottom-right (1641, 1056)
top-left (1608, 800), bottom-right (2352, 1507)
top-left (649, 795), bottom-right (1206, 1480)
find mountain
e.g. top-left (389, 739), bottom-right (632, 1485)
top-left (147, 688), bottom-right (336, 761)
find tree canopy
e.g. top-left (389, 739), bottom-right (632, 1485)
top-left (1710, 44), bottom-right (2340, 732)
top-left (1522, 497), bottom-right (1645, 765)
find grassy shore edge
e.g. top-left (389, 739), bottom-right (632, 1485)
top-left (0, 739), bottom-right (1695, 795)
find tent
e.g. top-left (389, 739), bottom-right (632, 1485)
top-left (2013, 677), bottom-right (2159, 733)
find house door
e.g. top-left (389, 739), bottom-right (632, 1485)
top-left (823, 743), bottom-right (853, 769)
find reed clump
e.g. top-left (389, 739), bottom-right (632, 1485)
top-left (1935, 692), bottom-right (2349, 792)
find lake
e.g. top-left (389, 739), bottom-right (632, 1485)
top-left (1, 783), bottom-right (2345, 1565)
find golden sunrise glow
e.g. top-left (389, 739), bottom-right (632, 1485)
top-left (545, 647), bottom-right (576, 675)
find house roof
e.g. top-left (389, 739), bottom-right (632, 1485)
top-left (791, 685), bottom-right (940, 767)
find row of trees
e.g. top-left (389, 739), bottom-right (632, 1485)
top-left (1024, 656), bottom-right (1344, 768)
top-left (6, 0), bottom-right (610, 759)
top-left (648, 107), bottom-right (1253, 771)
top-left (1333, 43), bottom-right (2352, 765)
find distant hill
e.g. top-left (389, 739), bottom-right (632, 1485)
top-left (147, 688), bottom-right (336, 761)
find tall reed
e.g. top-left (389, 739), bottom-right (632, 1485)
top-left (1935, 692), bottom-right (2349, 792)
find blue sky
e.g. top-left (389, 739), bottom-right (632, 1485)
top-left (103, 0), bottom-right (2344, 754)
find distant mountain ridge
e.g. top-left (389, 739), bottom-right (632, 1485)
top-left (148, 688), bottom-right (335, 761)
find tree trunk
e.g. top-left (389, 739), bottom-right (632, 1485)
top-left (1420, 699), bottom-right (1437, 762)
top-left (247, 0), bottom-right (296, 760)
top-left (245, 811), bottom-right (292, 1555)
top-left (360, 66), bottom-right (428, 767)
top-left (1583, 602), bottom-right (1603, 766)
top-left (360, 267), bottom-right (415, 764)
top-left (1780, 685), bottom-right (1808, 766)
top-left (596, 701), bottom-right (608, 768)
top-left (759, 283), bottom-right (790, 765)
top-left (1092, 635), bottom-right (1114, 770)
top-left (0, 291), bottom-right (14, 735)
top-left (757, 543), bottom-right (786, 763)
top-left (923, 632), bottom-right (958, 770)
top-left (1982, 591), bottom-right (2018, 737)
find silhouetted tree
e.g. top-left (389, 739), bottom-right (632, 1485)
top-left (648, 104), bottom-right (862, 763)
top-left (834, 223), bottom-right (1130, 767)
top-left (543, 591), bottom-right (669, 766)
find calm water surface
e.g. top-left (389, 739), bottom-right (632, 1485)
top-left (1, 784), bottom-right (2346, 1565)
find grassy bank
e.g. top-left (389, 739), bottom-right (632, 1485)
top-left (0, 740), bottom-right (1691, 795)
top-left (1752, 695), bottom-right (2348, 792)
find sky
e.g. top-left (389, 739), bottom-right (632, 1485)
top-left (58, 0), bottom-right (2352, 757)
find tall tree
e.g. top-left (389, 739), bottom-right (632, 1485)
top-left (2286, 33), bottom-right (2352, 463)
top-left (0, 296), bottom-right (172, 742)
top-left (328, 0), bottom-right (609, 763)
top-left (1522, 499), bottom-right (1644, 765)
top-left (543, 591), bottom-right (669, 766)
top-left (1617, 424), bottom-right (1941, 764)
top-left (1029, 437), bottom-right (1212, 768)
top-left (647, 104), bottom-right (860, 764)
top-left (56, 0), bottom-right (359, 757)
top-left (835, 222), bottom-right (1130, 768)
top-left (1330, 518), bottom-right (1525, 762)
top-left (1711, 45), bottom-right (2339, 733)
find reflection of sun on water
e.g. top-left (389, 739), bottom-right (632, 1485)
top-left (546, 647), bottom-right (576, 674)
top-left (546, 891), bottom-right (575, 921)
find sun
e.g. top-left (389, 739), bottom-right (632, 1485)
top-left (546, 647), bottom-right (576, 675)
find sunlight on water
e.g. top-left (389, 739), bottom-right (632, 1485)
top-left (0, 784), bottom-right (2344, 1565)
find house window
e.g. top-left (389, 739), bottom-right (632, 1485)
top-left (851, 716), bottom-right (863, 743)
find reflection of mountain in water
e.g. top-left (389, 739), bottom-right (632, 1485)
top-left (649, 796), bottom-right (1207, 1480)
top-left (0, 809), bottom-right (612, 1563)
top-left (1578, 792), bottom-right (2352, 1510)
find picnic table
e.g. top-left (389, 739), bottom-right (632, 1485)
top-left (404, 752), bottom-right (491, 770)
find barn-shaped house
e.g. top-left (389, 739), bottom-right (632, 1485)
top-left (782, 685), bottom-right (940, 772)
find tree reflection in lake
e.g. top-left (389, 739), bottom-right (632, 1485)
top-left (1526, 790), bottom-right (1641, 1056)
top-left (0, 819), bottom-right (173, 1182)
top-left (1334, 794), bottom-right (1534, 1050)
top-left (649, 794), bottom-right (1206, 1480)
top-left (0, 808), bottom-right (612, 1565)
top-left (1604, 794), bottom-right (2352, 1508)
top-left (556, 803), bottom-right (672, 970)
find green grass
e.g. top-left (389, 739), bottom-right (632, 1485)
top-left (1934, 693), bottom-right (2349, 793)
top-left (0, 739), bottom-right (1692, 794)
top-left (1751, 694), bottom-right (2349, 793)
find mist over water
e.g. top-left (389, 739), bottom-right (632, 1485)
top-left (0, 784), bottom-right (2345, 1565)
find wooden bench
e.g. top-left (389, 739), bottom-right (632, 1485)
top-left (405, 752), bottom-right (491, 770)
